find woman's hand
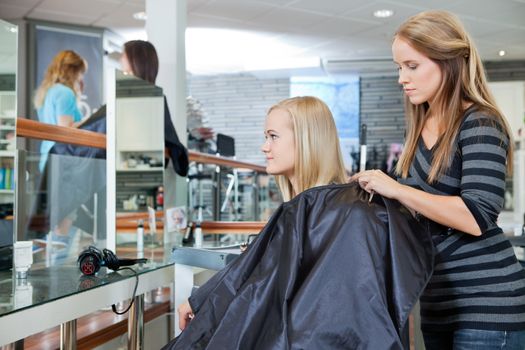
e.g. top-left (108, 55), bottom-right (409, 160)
top-left (350, 169), bottom-right (402, 200)
top-left (351, 170), bottom-right (482, 235)
top-left (177, 300), bottom-right (194, 331)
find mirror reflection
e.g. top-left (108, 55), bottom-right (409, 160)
top-left (0, 20), bottom-right (17, 270)
top-left (15, 44), bottom-right (106, 267)
top-left (114, 71), bottom-right (165, 253)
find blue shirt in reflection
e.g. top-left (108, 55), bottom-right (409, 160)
top-left (37, 83), bottom-right (83, 171)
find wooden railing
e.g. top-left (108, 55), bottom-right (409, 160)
top-left (116, 211), bottom-right (265, 234)
top-left (16, 118), bottom-right (106, 149)
top-left (16, 118), bottom-right (266, 173)
top-left (189, 151), bottom-right (266, 173)
top-left (200, 221), bottom-right (266, 234)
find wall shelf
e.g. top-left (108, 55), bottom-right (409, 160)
top-left (0, 91), bottom-right (15, 205)
top-left (117, 167), bottom-right (163, 172)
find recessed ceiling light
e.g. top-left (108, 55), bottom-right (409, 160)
top-left (498, 50), bottom-right (506, 57)
top-left (133, 11), bottom-right (147, 21)
top-left (373, 9), bottom-right (394, 18)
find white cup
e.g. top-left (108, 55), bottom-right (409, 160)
top-left (13, 241), bottom-right (33, 278)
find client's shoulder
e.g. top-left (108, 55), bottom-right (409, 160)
top-left (286, 183), bottom-right (371, 212)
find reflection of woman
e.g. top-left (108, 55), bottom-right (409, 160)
top-left (32, 50), bottom-right (87, 251)
top-left (352, 11), bottom-right (525, 349)
top-left (34, 50), bottom-right (87, 170)
top-left (168, 96), bottom-right (433, 349)
top-left (120, 40), bottom-right (188, 176)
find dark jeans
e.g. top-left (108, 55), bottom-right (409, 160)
top-left (423, 329), bottom-right (525, 350)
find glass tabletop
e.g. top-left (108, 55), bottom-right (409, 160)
top-left (0, 254), bottom-right (173, 318)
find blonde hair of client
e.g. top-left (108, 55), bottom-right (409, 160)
top-left (265, 96), bottom-right (346, 202)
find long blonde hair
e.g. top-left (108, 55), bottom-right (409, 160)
top-left (394, 10), bottom-right (513, 183)
top-left (34, 50), bottom-right (87, 108)
top-left (269, 96), bottom-right (346, 201)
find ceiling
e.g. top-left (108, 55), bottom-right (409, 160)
top-left (1, 0), bottom-right (525, 74)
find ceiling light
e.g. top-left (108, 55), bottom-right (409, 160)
top-left (373, 9), bottom-right (394, 18)
top-left (498, 50), bottom-right (506, 57)
top-left (133, 11), bottom-right (147, 21)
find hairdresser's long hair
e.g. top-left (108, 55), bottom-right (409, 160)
top-left (269, 96), bottom-right (346, 201)
top-left (34, 50), bottom-right (87, 109)
top-left (123, 40), bottom-right (159, 84)
top-left (394, 10), bottom-right (513, 183)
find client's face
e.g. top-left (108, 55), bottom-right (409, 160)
top-left (261, 109), bottom-right (295, 178)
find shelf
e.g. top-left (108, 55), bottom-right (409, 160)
top-left (117, 167), bottom-right (163, 172)
top-left (119, 149), bottom-right (163, 153)
top-left (0, 151), bottom-right (14, 157)
top-left (0, 126), bottom-right (15, 130)
top-left (0, 189), bottom-right (14, 194)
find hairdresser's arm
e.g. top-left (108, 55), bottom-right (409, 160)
top-left (351, 170), bottom-right (481, 236)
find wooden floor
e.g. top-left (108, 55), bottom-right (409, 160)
top-left (23, 287), bottom-right (171, 350)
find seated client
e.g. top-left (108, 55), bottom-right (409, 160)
top-left (166, 96), bottom-right (434, 349)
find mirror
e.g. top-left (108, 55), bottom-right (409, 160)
top-left (0, 20), bottom-right (17, 264)
top-left (112, 70), bottom-right (165, 254)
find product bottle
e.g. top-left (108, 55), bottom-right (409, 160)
top-left (194, 222), bottom-right (203, 248)
top-left (137, 219), bottom-right (144, 258)
top-left (156, 186), bottom-right (164, 211)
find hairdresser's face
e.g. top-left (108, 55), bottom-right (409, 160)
top-left (393, 37), bottom-right (442, 106)
top-left (120, 53), bottom-right (133, 75)
top-left (261, 109), bottom-right (295, 178)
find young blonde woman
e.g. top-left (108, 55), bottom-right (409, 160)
top-left (168, 96), bottom-right (433, 349)
top-left (32, 50), bottom-right (87, 250)
top-left (34, 50), bottom-right (87, 171)
top-left (352, 11), bottom-right (525, 349)
top-left (176, 95), bottom-right (346, 325)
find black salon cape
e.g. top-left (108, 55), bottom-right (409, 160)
top-left (165, 183), bottom-right (434, 350)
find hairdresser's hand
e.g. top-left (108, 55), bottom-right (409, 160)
top-left (178, 300), bottom-right (194, 331)
top-left (350, 169), bottom-right (402, 200)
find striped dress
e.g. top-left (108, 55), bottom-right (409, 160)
top-left (398, 106), bottom-right (525, 332)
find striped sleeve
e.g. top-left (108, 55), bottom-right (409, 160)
top-left (459, 113), bottom-right (509, 233)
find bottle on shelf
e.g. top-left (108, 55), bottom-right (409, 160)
top-left (137, 219), bottom-right (144, 258)
top-left (156, 186), bottom-right (164, 211)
